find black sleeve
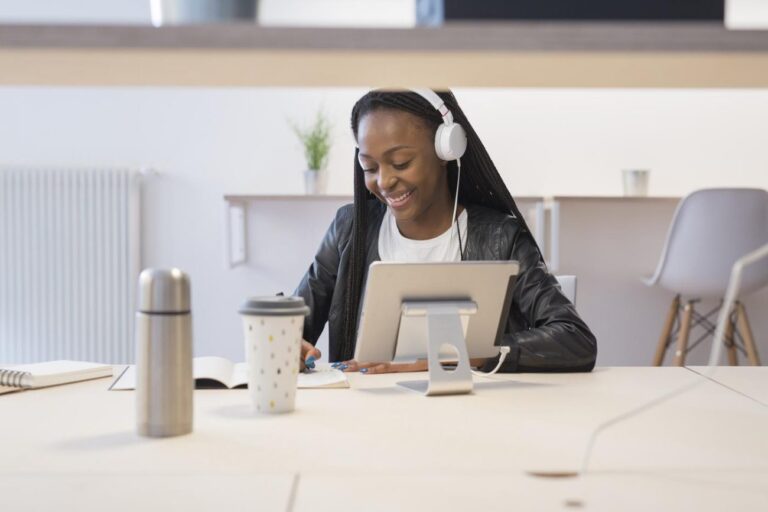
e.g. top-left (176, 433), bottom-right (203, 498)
top-left (293, 210), bottom-right (344, 345)
top-left (484, 229), bottom-right (597, 373)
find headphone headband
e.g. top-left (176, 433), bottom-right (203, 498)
top-left (353, 89), bottom-right (467, 161)
top-left (409, 88), bottom-right (467, 161)
top-left (410, 88), bottom-right (455, 125)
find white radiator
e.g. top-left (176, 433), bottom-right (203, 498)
top-left (0, 168), bottom-right (141, 364)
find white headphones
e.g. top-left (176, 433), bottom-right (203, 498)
top-left (410, 89), bottom-right (466, 259)
top-left (410, 89), bottom-right (467, 161)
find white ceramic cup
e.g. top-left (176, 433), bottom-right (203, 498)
top-left (239, 296), bottom-right (310, 414)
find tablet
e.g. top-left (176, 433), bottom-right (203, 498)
top-left (353, 261), bottom-right (519, 363)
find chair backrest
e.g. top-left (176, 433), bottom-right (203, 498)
top-left (652, 188), bottom-right (768, 298)
top-left (555, 275), bottom-right (577, 306)
top-left (710, 242), bottom-right (768, 365)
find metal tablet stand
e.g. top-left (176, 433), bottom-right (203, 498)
top-left (395, 300), bottom-right (477, 396)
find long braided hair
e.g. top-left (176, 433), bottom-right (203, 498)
top-left (338, 89), bottom-right (534, 361)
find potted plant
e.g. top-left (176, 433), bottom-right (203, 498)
top-left (291, 110), bottom-right (332, 195)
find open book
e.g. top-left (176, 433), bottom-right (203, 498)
top-left (109, 356), bottom-right (348, 390)
top-left (0, 360), bottom-right (113, 395)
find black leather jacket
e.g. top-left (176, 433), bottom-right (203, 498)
top-left (295, 200), bottom-right (597, 372)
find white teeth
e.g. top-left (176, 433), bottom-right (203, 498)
top-left (388, 190), bottom-right (413, 204)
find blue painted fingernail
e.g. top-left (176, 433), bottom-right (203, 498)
top-left (360, 368), bottom-right (368, 374)
top-left (331, 362), bottom-right (341, 368)
top-left (306, 355), bottom-right (316, 365)
top-left (338, 364), bottom-right (348, 371)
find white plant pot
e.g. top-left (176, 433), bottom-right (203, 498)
top-left (304, 169), bottom-right (324, 195)
top-left (622, 169), bottom-right (650, 197)
top-left (150, 0), bottom-right (257, 26)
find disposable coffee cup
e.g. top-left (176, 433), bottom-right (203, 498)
top-left (622, 169), bottom-right (650, 197)
top-left (238, 296), bottom-right (310, 414)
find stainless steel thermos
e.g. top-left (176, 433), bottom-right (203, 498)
top-left (135, 268), bottom-right (193, 437)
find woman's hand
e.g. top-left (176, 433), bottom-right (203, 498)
top-left (300, 340), bottom-right (322, 371)
top-left (332, 358), bottom-right (490, 374)
top-left (333, 359), bottom-right (428, 374)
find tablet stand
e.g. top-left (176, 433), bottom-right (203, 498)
top-left (395, 300), bottom-right (477, 396)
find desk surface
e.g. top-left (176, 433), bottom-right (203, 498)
top-left (294, 470), bottom-right (768, 512)
top-left (2, 367), bottom-right (767, 510)
top-left (689, 365), bottom-right (768, 405)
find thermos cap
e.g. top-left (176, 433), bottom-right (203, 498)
top-left (137, 268), bottom-right (191, 314)
top-left (239, 296), bottom-right (310, 317)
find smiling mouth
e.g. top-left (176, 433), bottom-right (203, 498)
top-left (385, 189), bottom-right (414, 208)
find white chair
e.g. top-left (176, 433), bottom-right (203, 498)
top-left (645, 188), bottom-right (768, 366)
top-left (555, 275), bottom-right (577, 306)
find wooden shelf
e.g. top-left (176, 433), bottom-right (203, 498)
top-left (551, 195), bottom-right (681, 201)
top-left (220, 193), bottom-right (678, 269)
top-left (2, 22), bottom-right (768, 87)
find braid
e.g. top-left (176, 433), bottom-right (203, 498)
top-left (337, 89), bottom-right (536, 361)
top-left (338, 147), bottom-right (370, 361)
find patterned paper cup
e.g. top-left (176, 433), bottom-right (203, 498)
top-left (239, 296), bottom-right (310, 414)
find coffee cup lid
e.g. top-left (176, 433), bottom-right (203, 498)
top-left (238, 296), bottom-right (310, 316)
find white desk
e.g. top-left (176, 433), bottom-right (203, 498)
top-left (294, 470), bottom-right (768, 512)
top-left (689, 366), bottom-right (768, 405)
top-left (0, 474), bottom-right (296, 512)
top-left (1, 367), bottom-right (767, 510)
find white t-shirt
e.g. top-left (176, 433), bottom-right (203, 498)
top-left (378, 208), bottom-right (468, 262)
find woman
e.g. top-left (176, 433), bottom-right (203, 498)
top-left (295, 89), bottom-right (596, 374)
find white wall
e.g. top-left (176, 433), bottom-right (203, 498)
top-left (458, 88), bottom-right (768, 197)
top-left (1, 86), bottom-right (767, 363)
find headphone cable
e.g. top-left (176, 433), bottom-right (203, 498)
top-left (453, 158), bottom-right (464, 260)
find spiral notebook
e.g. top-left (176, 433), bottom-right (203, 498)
top-left (0, 360), bottom-right (114, 395)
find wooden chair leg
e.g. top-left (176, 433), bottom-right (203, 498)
top-left (736, 302), bottom-right (761, 366)
top-left (674, 301), bottom-right (694, 366)
top-left (725, 307), bottom-right (738, 366)
top-left (653, 295), bottom-right (680, 366)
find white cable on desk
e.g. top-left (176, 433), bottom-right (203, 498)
top-left (471, 346), bottom-right (511, 378)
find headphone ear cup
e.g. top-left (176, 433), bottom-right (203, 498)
top-left (435, 123), bottom-right (467, 161)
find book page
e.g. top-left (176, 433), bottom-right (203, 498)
top-left (193, 357), bottom-right (236, 388)
top-left (110, 359), bottom-right (235, 390)
top-left (109, 361), bottom-right (349, 390)
top-left (232, 363), bottom-right (248, 388)
top-left (298, 366), bottom-right (349, 389)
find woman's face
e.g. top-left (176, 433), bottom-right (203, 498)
top-left (356, 109), bottom-right (449, 225)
